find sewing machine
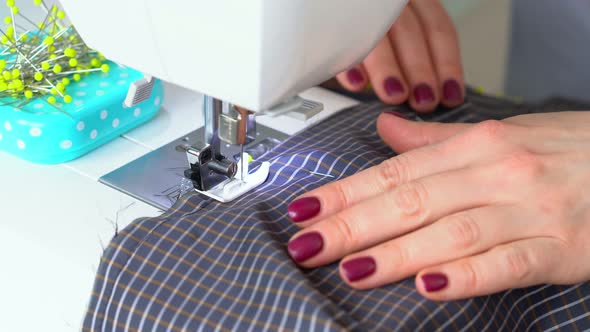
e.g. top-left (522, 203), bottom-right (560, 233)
top-left (1, 1), bottom-right (409, 330)
top-left (58, 0), bottom-right (409, 201)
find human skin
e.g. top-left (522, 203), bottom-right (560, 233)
top-left (335, 0), bottom-right (465, 112)
top-left (286, 111), bottom-right (590, 301)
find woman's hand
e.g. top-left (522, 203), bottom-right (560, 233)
top-left (336, 0), bottom-right (465, 112)
top-left (286, 111), bottom-right (590, 301)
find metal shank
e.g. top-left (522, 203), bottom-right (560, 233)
top-left (184, 95), bottom-right (241, 191)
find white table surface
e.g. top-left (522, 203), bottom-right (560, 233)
top-left (0, 83), bottom-right (358, 332)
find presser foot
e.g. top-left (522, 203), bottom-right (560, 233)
top-left (193, 152), bottom-right (270, 203)
top-left (183, 144), bottom-right (237, 192)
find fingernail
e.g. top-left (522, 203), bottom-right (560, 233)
top-left (288, 197), bottom-right (321, 223)
top-left (384, 77), bottom-right (404, 96)
top-left (288, 232), bottom-right (324, 263)
top-left (413, 83), bottom-right (435, 105)
top-left (421, 273), bottom-right (448, 292)
top-left (443, 79), bottom-right (463, 103)
top-left (347, 68), bottom-right (364, 85)
top-left (383, 110), bottom-right (407, 119)
top-left (342, 257), bottom-right (377, 282)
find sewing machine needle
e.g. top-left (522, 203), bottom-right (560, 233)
top-left (240, 144), bottom-right (244, 181)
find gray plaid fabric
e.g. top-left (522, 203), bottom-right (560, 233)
top-left (84, 92), bottom-right (590, 331)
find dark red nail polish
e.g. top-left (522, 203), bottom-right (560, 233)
top-left (384, 77), bottom-right (404, 96)
top-left (347, 68), bottom-right (364, 85)
top-left (342, 257), bottom-right (377, 282)
top-left (383, 110), bottom-right (407, 119)
top-left (288, 197), bottom-right (321, 223)
top-left (443, 79), bottom-right (463, 103)
top-left (288, 232), bottom-right (324, 263)
top-left (413, 83), bottom-right (435, 105)
top-left (421, 273), bottom-right (448, 292)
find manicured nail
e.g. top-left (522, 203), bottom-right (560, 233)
top-left (413, 83), bottom-right (435, 105)
top-left (384, 77), bottom-right (404, 96)
top-left (288, 232), bottom-right (324, 263)
top-left (443, 79), bottom-right (463, 103)
top-left (383, 110), bottom-right (407, 119)
top-left (421, 273), bottom-right (448, 292)
top-left (347, 68), bottom-right (364, 85)
top-left (288, 197), bottom-right (321, 223)
top-left (342, 257), bottom-right (377, 282)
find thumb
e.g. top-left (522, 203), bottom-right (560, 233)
top-left (377, 111), bottom-right (469, 153)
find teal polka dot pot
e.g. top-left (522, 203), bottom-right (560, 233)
top-left (0, 61), bottom-right (163, 164)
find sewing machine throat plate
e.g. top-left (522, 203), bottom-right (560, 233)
top-left (100, 125), bottom-right (287, 211)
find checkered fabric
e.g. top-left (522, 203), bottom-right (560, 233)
top-left (84, 92), bottom-right (590, 331)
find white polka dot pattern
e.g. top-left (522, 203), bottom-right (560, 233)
top-left (0, 63), bottom-right (163, 164)
top-left (60, 140), bottom-right (73, 149)
top-left (29, 128), bottom-right (42, 137)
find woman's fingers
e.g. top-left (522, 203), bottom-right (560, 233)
top-left (362, 34), bottom-right (409, 104)
top-left (415, 238), bottom-right (565, 301)
top-left (377, 111), bottom-right (469, 153)
top-left (335, 1), bottom-right (464, 110)
top-left (287, 118), bottom-right (471, 225)
top-left (287, 119), bottom-right (514, 226)
top-left (336, 64), bottom-right (369, 93)
top-left (338, 205), bottom-right (535, 288)
top-left (411, 0), bottom-right (465, 108)
top-left (389, 5), bottom-right (439, 112)
top-left (287, 111), bottom-right (590, 297)
top-left (287, 164), bottom-right (509, 267)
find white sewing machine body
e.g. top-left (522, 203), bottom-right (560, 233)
top-left (2, 1), bottom-right (417, 330)
top-left (59, 0), bottom-right (407, 111)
